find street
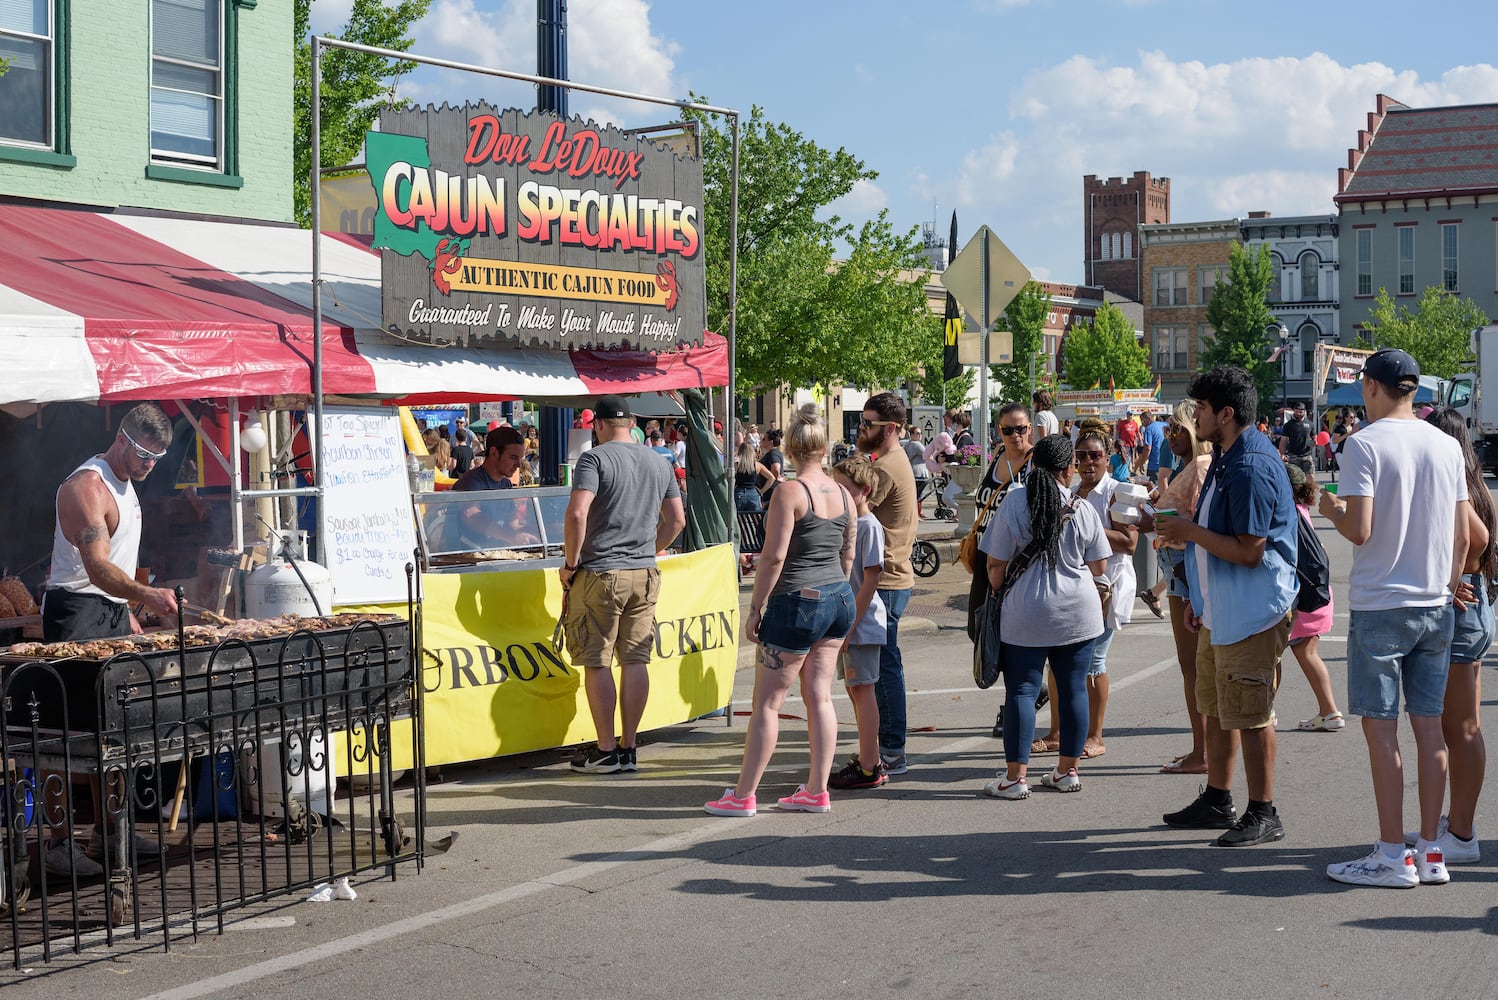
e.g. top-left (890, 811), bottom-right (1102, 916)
top-left (4, 509), bottom-right (1495, 1000)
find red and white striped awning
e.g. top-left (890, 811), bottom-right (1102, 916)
top-left (0, 203), bottom-right (727, 407)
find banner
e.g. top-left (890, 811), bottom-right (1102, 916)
top-left (339, 544), bottom-right (738, 769)
top-left (367, 105), bottom-right (706, 352)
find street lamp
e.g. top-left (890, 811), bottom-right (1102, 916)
top-left (1268, 322), bottom-right (1290, 412)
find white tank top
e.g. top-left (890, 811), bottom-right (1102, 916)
top-left (50, 456), bottom-right (140, 603)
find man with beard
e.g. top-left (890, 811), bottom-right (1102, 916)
top-left (858, 392), bottom-right (919, 775)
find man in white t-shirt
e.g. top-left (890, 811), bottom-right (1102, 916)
top-left (1319, 348), bottom-right (1470, 888)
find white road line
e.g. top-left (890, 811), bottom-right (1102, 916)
top-left (139, 655), bottom-right (1183, 999)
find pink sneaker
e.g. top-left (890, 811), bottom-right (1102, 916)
top-left (776, 785), bottom-right (831, 813)
top-left (704, 788), bottom-right (756, 817)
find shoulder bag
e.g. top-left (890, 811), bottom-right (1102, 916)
top-left (973, 498), bottom-right (1082, 689)
top-left (957, 484), bottom-right (1005, 574)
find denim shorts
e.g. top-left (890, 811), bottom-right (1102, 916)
top-left (1088, 627), bottom-right (1114, 677)
top-left (759, 580), bottom-right (854, 654)
top-left (836, 643), bottom-right (882, 686)
top-left (1347, 606), bottom-right (1454, 719)
top-left (1156, 547), bottom-right (1190, 600)
top-left (1450, 575), bottom-right (1494, 664)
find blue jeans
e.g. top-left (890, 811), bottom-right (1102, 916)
top-left (1001, 637), bottom-right (1096, 763)
top-left (874, 587), bottom-right (912, 756)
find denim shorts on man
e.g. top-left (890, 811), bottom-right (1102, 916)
top-left (758, 580), bottom-right (854, 655)
top-left (836, 643), bottom-right (882, 686)
top-left (1450, 575), bottom-right (1494, 664)
top-left (1347, 606), bottom-right (1454, 718)
top-left (1195, 614), bottom-right (1291, 730)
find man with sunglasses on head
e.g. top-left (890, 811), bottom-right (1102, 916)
top-left (44, 402), bottom-right (183, 642)
top-left (858, 392), bottom-right (919, 776)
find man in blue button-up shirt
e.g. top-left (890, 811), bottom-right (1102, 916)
top-left (1156, 366), bottom-right (1298, 848)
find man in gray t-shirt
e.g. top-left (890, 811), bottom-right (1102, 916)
top-left (561, 395), bottom-right (686, 775)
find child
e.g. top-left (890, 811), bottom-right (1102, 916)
top-left (1284, 464), bottom-right (1344, 731)
top-left (828, 455), bottom-right (889, 789)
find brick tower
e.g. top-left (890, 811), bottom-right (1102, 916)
top-left (1083, 171), bottom-right (1170, 302)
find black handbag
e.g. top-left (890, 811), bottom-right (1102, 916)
top-left (972, 499), bottom-right (1081, 689)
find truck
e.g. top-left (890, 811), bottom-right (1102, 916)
top-left (1441, 324), bottom-right (1498, 471)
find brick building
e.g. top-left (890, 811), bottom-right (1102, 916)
top-left (1140, 218), bottom-right (1239, 401)
top-left (1334, 94), bottom-right (1498, 337)
top-left (1083, 171), bottom-right (1171, 303)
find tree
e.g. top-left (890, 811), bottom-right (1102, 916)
top-left (688, 102), bottom-right (932, 397)
top-left (1060, 301), bottom-right (1150, 390)
top-left (1351, 286), bottom-right (1486, 379)
top-left (293, 0), bottom-right (430, 226)
top-left (990, 281), bottom-right (1051, 403)
top-left (1201, 241), bottom-right (1279, 417)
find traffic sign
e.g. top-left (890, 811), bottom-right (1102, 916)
top-left (940, 225), bottom-right (1030, 330)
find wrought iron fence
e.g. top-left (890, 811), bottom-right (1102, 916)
top-left (0, 605), bottom-right (423, 968)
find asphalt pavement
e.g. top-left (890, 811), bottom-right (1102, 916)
top-left (5, 506), bottom-right (1496, 999)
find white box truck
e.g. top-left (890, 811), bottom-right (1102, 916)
top-left (1442, 324), bottom-right (1498, 471)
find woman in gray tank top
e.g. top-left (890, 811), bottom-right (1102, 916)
top-left (705, 405), bottom-right (856, 817)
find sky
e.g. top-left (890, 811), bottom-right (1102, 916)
top-left (310, 0), bottom-right (1498, 285)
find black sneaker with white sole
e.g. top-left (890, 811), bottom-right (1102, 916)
top-left (618, 746), bottom-right (638, 772)
top-left (571, 744), bottom-right (622, 774)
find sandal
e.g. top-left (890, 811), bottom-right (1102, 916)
top-left (1296, 712), bottom-right (1345, 732)
top-left (1160, 757), bottom-right (1207, 774)
top-left (1140, 591), bottom-right (1164, 619)
top-left (1030, 738), bottom-right (1059, 754)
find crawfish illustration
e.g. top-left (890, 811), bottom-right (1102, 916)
top-left (431, 238), bottom-right (465, 295)
top-left (655, 260), bottom-right (679, 310)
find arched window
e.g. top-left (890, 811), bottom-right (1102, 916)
top-left (1299, 251), bottom-right (1320, 301)
top-left (1111, 233), bottom-right (1122, 259)
top-left (1100, 233), bottom-right (1111, 260)
top-left (1296, 321), bottom-right (1320, 377)
top-left (1121, 232), bottom-right (1133, 258)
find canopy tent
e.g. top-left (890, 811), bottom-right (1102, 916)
top-left (1324, 375), bottom-right (1440, 407)
top-left (0, 203), bottom-right (728, 409)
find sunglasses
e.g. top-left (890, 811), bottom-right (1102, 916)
top-left (121, 426), bottom-right (168, 462)
top-left (1000, 424), bottom-right (1031, 436)
top-left (860, 418), bottom-right (895, 429)
top-left (1075, 450), bottom-right (1107, 460)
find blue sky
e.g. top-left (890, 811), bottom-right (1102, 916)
top-left (312, 0), bottom-right (1498, 285)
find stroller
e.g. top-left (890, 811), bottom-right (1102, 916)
top-left (928, 470), bottom-right (959, 522)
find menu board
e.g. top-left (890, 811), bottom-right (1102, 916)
top-left (321, 406), bottom-right (418, 606)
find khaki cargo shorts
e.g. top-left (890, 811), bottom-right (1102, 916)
top-left (1196, 613), bottom-right (1292, 730)
top-left (564, 567), bottom-right (661, 669)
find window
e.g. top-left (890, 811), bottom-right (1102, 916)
top-left (1099, 235), bottom-right (1109, 260)
top-left (1121, 232), bottom-right (1132, 258)
top-left (1397, 226), bottom-right (1415, 295)
top-left (151, 0), bottom-right (222, 167)
top-left (0, 0), bottom-right (54, 148)
top-left (1356, 229), bottom-right (1372, 296)
top-left (1299, 251), bottom-right (1320, 301)
top-left (1199, 265), bottom-right (1228, 306)
top-left (1297, 322), bottom-right (1319, 378)
top-left (1266, 253), bottom-right (1283, 302)
top-left (1442, 223), bottom-right (1458, 291)
top-left (1154, 326), bottom-right (1188, 370)
top-left (1154, 268), bottom-right (1188, 306)
top-left (1111, 232), bottom-right (1122, 259)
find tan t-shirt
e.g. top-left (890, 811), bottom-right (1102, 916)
top-left (869, 447), bottom-right (918, 590)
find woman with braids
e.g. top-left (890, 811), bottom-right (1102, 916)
top-left (976, 433), bottom-right (1109, 799)
top-left (971, 402), bottom-right (1036, 739)
top-left (1419, 407), bottom-right (1494, 862)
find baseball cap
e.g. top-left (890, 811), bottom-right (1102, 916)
top-left (1360, 348), bottom-right (1420, 390)
top-left (593, 395), bottom-right (630, 420)
top-left (1284, 463), bottom-right (1307, 487)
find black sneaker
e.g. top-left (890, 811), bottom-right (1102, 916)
top-left (571, 744), bottom-right (622, 774)
top-left (828, 757), bottom-right (888, 790)
top-left (618, 746), bottom-right (638, 772)
top-left (1216, 809), bottom-right (1285, 847)
top-left (1162, 787), bottom-right (1237, 829)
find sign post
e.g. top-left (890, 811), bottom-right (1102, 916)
top-left (941, 225), bottom-right (1030, 458)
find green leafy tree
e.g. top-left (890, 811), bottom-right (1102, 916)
top-left (1350, 286), bottom-right (1487, 379)
top-left (293, 0), bottom-right (429, 226)
top-left (990, 281), bottom-right (1051, 403)
top-left (1060, 300), bottom-right (1150, 389)
top-left (1201, 241), bottom-right (1279, 416)
top-left (688, 102), bottom-right (931, 397)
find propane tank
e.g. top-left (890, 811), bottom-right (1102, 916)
top-left (245, 530), bottom-right (334, 618)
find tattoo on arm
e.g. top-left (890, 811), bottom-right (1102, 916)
top-left (76, 525), bottom-right (106, 546)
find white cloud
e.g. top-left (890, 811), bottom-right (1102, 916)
top-left (829, 178), bottom-right (889, 216)
top-left (953, 133), bottom-right (1019, 207)
top-left (407, 0), bottom-right (681, 127)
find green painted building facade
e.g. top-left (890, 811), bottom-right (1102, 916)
top-left (0, 0), bottom-right (293, 223)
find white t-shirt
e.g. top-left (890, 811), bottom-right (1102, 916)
top-left (1080, 477), bottom-right (1136, 630)
top-left (846, 513), bottom-right (888, 645)
top-left (1036, 410), bottom-right (1059, 438)
top-left (1340, 417), bottom-right (1468, 611)
top-left (1194, 478), bottom-right (1218, 630)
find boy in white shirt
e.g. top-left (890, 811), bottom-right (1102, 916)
top-left (828, 455), bottom-right (889, 789)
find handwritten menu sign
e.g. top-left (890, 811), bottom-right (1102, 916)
top-left (321, 406), bottom-right (417, 605)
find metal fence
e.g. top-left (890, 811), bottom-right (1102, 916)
top-left (0, 609), bottom-right (423, 967)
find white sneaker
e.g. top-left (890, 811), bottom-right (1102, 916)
top-left (1414, 840), bottom-right (1451, 884)
top-left (981, 775), bottom-right (1029, 800)
top-left (1403, 816), bottom-right (1481, 864)
top-left (44, 838), bottom-right (104, 879)
top-left (1327, 846), bottom-right (1418, 888)
top-left (1040, 767), bottom-right (1082, 793)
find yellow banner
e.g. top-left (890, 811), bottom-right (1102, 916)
top-left (447, 257), bottom-right (670, 307)
top-left (338, 545), bottom-right (738, 769)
